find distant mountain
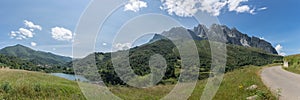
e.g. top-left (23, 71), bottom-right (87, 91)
top-left (0, 44), bottom-right (72, 66)
top-left (150, 24), bottom-right (278, 54)
top-left (73, 24), bottom-right (283, 85)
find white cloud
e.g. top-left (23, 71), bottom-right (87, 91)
top-left (160, 0), bottom-right (260, 17)
top-left (31, 42), bottom-right (37, 47)
top-left (19, 28), bottom-right (34, 38)
top-left (124, 0), bottom-right (147, 12)
top-left (24, 20), bottom-right (42, 31)
top-left (51, 27), bottom-right (73, 41)
top-left (10, 20), bottom-right (42, 40)
top-left (258, 7), bottom-right (267, 11)
top-left (114, 43), bottom-right (131, 51)
top-left (102, 42), bottom-right (107, 46)
top-left (275, 44), bottom-right (286, 56)
top-left (10, 28), bottom-right (34, 40)
top-left (161, 0), bottom-right (199, 17)
top-left (198, 0), bottom-right (228, 16)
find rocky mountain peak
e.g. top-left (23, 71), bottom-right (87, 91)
top-left (149, 24), bottom-right (278, 55)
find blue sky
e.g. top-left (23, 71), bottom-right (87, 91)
top-left (0, 0), bottom-right (299, 57)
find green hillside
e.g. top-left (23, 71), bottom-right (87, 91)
top-left (0, 44), bottom-right (71, 66)
top-left (0, 65), bottom-right (275, 100)
top-left (74, 39), bottom-right (283, 85)
top-left (0, 54), bottom-right (73, 73)
top-left (111, 65), bottom-right (276, 100)
top-left (0, 69), bottom-right (85, 99)
top-left (284, 54), bottom-right (300, 74)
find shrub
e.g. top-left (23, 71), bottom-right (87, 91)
top-left (1, 82), bottom-right (12, 93)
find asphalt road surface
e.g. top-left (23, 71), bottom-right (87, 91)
top-left (261, 66), bottom-right (300, 100)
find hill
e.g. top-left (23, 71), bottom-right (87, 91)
top-left (73, 24), bottom-right (282, 86)
top-left (0, 44), bottom-right (72, 66)
top-left (0, 50), bottom-right (73, 73)
top-left (73, 39), bottom-right (282, 85)
top-left (0, 69), bottom-right (85, 99)
top-left (0, 54), bottom-right (40, 71)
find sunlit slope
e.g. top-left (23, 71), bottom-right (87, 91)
top-left (0, 69), bottom-right (85, 99)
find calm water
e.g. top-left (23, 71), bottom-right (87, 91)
top-left (50, 73), bottom-right (89, 82)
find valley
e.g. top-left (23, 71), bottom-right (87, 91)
top-left (0, 24), bottom-right (285, 99)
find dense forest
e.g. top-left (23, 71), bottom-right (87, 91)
top-left (0, 53), bottom-right (73, 73)
top-left (0, 45), bottom-right (74, 74)
top-left (73, 39), bottom-right (283, 85)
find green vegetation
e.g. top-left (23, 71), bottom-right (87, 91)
top-left (0, 69), bottom-right (84, 99)
top-left (0, 65), bottom-right (275, 100)
top-left (0, 44), bottom-right (71, 66)
top-left (109, 65), bottom-right (275, 100)
top-left (0, 44), bottom-right (74, 74)
top-left (0, 54), bottom-right (74, 74)
top-left (284, 54), bottom-right (300, 74)
top-left (74, 40), bottom-right (283, 85)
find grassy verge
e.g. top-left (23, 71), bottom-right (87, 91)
top-left (283, 54), bottom-right (300, 74)
top-left (283, 67), bottom-right (300, 74)
top-left (110, 65), bottom-right (275, 100)
top-left (0, 69), bottom-right (85, 100)
top-left (0, 65), bottom-right (275, 100)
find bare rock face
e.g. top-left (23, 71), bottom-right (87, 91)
top-left (149, 24), bottom-right (278, 55)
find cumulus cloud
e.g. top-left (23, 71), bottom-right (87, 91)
top-left (198, 0), bottom-right (228, 16)
top-left (124, 0), bottom-right (147, 12)
top-left (161, 0), bottom-right (199, 17)
top-left (31, 42), bottom-right (37, 47)
top-left (10, 20), bottom-right (41, 40)
top-left (51, 27), bottom-right (73, 41)
top-left (24, 20), bottom-right (42, 31)
top-left (275, 44), bottom-right (286, 56)
top-left (10, 28), bottom-right (34, 40)
top-left (114, 43), bottom-right (131, 51)
top-left (160, 0), bottom-right (261, 17)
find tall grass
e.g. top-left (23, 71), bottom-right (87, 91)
top-left (0, 65), bottom-right (274, 100)
top-left (284, 54), bottom-right (300, 74)
top-left (0, 69), bottom-right (85, 100)
top-left (109, 65), bottom-right (275, 100)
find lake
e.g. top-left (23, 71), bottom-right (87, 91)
top-left (50, 73), bottom-right (89, 82)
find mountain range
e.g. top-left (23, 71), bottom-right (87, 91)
top-left (150, 24), bottom-right (278, 54)
top-left (0, 24), bottom-right (282, 85)
top-left (72, 24), bottom-right (282, 85)
top-left (0, 44), bottom-right (71, 67)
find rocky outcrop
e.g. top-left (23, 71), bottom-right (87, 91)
top-left (149, 24), bottom-right (278, 55)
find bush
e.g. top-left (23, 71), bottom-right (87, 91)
top-left (1, 82), bottom-right (12, 93)
top-left (33, 83), bottom-right (42, 92)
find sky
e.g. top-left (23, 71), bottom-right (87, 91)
top-left (0, 0), bottom-right (299, 57)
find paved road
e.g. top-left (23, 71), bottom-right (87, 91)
top-left (261, 66), bottom-right (300, 100)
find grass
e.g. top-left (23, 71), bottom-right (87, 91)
top-left (283, 54), bottom-right (300, 74)
top-left (0, 68), bottom-right (85, 100)
top-left (109, 65), bottom-right (275, 100)
top-left (0, 65), bottom-right (275, 100)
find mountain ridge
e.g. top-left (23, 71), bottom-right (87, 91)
top-left (0, 44), bottom-right (72, 66)
top-left (150, 24), bottom-right (278, 54)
